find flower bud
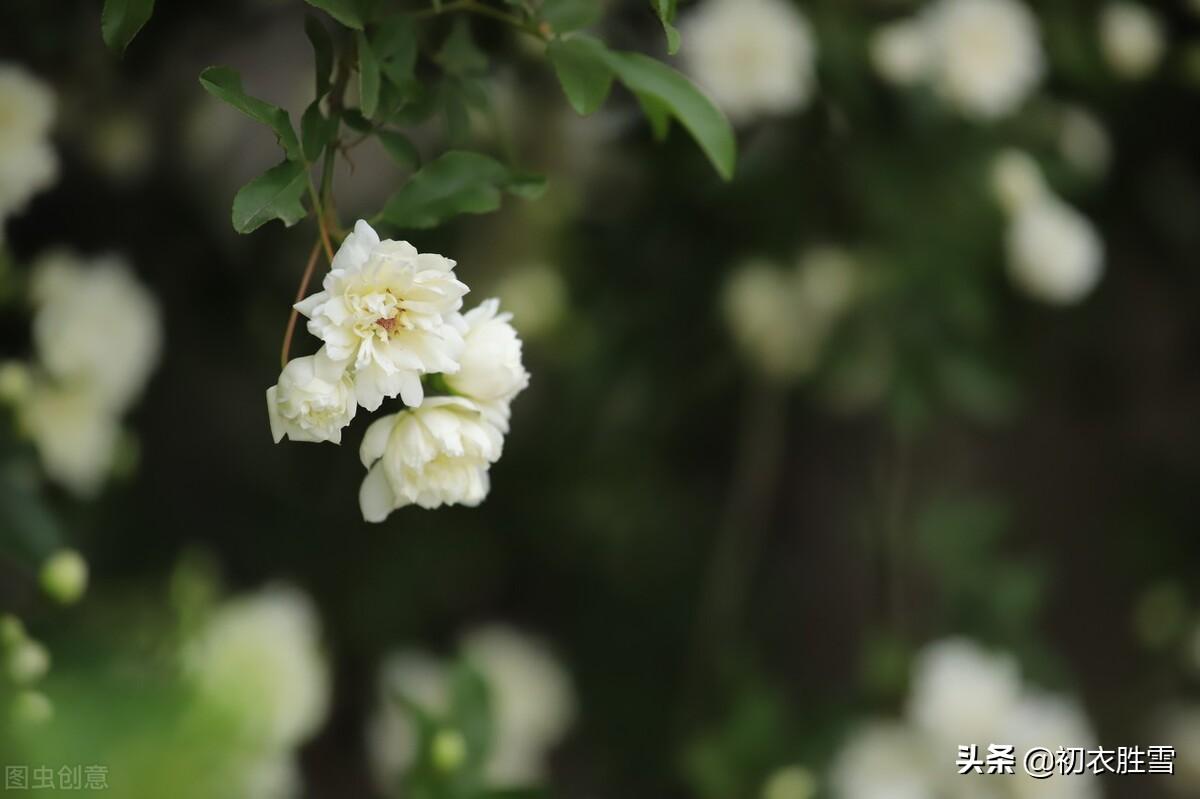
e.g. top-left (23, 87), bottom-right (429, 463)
top-left (40, 549), bottom-right (89, 605)
top-left (6, 639), bottom-right (49, 685)
top-left (432, 728), bottom-right (467, 773)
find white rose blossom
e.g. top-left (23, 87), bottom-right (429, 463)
top-left (1100, 2), bottom-right (1165, 80)
top-left (185, 585), bottom-right (330, 750)
top-left (31, 251), bottom-right (162, 413)
top-left (446, 298), bottom-right (530, 428)
top-left (19, 382), bottom-right (120, 498)
top-left (0, 65), bottom-right (58, 229)
top-left (295, 219), bottom-right (468, 411)
top-left (896, 0), bottom-right (1045, 121)
top-left (359, 396), bottom-right (504, 521)
top-left (267, 349), bottom-right (357, 444)
top-left (1007, 195), bottom-right (1104, 306)
top-left (907, 637), bottom-right (1023, 750)
top-left (681, 0), bottom-right (818, 124)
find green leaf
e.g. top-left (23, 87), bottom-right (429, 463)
top-left (301, 101), bottom-right (338, 162)
top-left (199, 67), bottom-right (302, 161)
top-left (372, 16), bottom-right (418, 86)
top-left (305, 15), bottom-right (334, 97)
top-left (376, 130), bottom-right (421, 170)
top-left (101, 0), bottom-right (156, 55)
top-left (506, 173), bottom-right (548, 199)
top-left (357, 31), bottom-right (381, 119)
top-left (540, 0), bottom-right (603, 33)
top-left (650, 0), bottom-right (680, 54)
top-left (546, 36), bottom-right (614, 116)
top-left (602, 50), bottom-right (735, 180)
top-left (231, 160), bottom-right (310, 233)
top-left (634, 91), bottom-right (671, 140)
top-left (381, 151), bottom-right (511, 229)
top-left (302, 0), bottom-right (364, 30)
top-left (438, 19), bottom-right (488, 76)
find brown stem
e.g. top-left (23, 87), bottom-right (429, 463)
top-left (280, 240), bottom-right (324, 369)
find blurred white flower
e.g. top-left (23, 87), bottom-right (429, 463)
top-left (185, 585), bottom-right (330, 750)
top-left (5, 638), bottom-right (50, 685)
top-left (367, 625), bottom-right (574, 789)
top-left (1100, 2), bottom-right (1165, 80)
top-left (358, 396), bottom-right (504, 521)
top-left (237, 754), bottom-right (302, 799)
top-left (494, 263), bottom-right (568, 339)
top-left (871, 20), bottom-right (932, 87)
top-left (367, 651), bottom-right (449, 788)
top-left (723, 249), bottom-right (859, 382)
top-left (446, 299), bottom-right (530, 426)
top-left (1058, 106), bottom-right (1112, 178)
top-left (1003, 693), bottom-right (1099, 799)
top-left (922, 0), bottom-right (1045, 120)
top-left (461, 625), bottom-right (576, 784)
top-left (907, 637), bottom-right (1023, 749)
top-left (19, 382), bottom-right (120, 497)
top-left (681, 0), bottom-right (818, 123)
top-left (761, 766), bottom-right (817, 799)
top-left (991, 149), bottom-right (1049, 215)
top-left (267, 349), bottom-right (357, 444)
top-left (295, 220), bottom-right (468, 411)
top-left (829, 721), bottom-right (937, 799)
top-left (1007, 196), bottom-right (1104, 305)
top-left (31, 251), bottom-right (161, 413)
top-left (0, 360), bottom-right (32, 405)
top-left (0, 65), bottom-right (58, 228)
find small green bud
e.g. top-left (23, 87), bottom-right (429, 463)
top-left (6, 639), bottom-right (50, 685)
top-left (10, 689), bottom-right (53, 726)
top-left (40, 549), bottom-right (89, 605)
top-left (431, 728), bottom-right (467, 773)
top-left (762, 766), bottom-right (817, 799)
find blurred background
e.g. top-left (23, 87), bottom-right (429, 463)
top-left (1, 0), bottom-right (1200, 797)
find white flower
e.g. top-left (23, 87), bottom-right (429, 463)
top-left (461, 625), bottom-right (576, 784)
top-left (367, 651), bottom-right (449, 788)
top-left (185, 585), bottom-right (330, 749)
top-left (870, 20), bottom-right (932, 86)
top-left (991, 149), bottom-right (1049, 215)
top-left (0, 65), bottom-right (58, 227)
top-left (295, 220), bottom-right (468, 411)
top-left (1058, 106), bottom-right (1112, 177)
top-left (907, 638), bottom-right (1023, 749)
top-left (267, 349), bottom-right (357, 444)
top-left (1002, 693), bottom-right (1099, 799)
top-left (446, 299), bottom-right (529, 425)
top-left (367, 626), bottom-right (574, 789)
top-left (681, 0), bottom-right (818, 123)
top-left (723, 250), bottom-right (859, 382)
top-left (19, 382), bottom-right (120, 498)
top-left (828, 721), bottom-right (937, 799)
top-left (1007, 196), bottom-right (1104, 305)
top-left (1100, 2), bottom-right (1165, 80)
top-left (359, 396), bottom-right (504, 521)
top-left (922, 0), bottom-right (1045, 120)
top-left (237, 754), bottom-right (302, 799)
top-left (31, 251), bottom-right (161, 413)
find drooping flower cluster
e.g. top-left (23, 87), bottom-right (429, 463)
top-left (872, 0), bottom-right (1045, 121)
top-left (267, 220), bottom-right (529, 522)
top-left (680, 0), bottom-right (818, 124)
top-left (367, 624), bottom-right (575, 789)
top-left (990, 150), bottom-right (1105, 305)
top-left (830, 638), bottom-right (1099, 799)
top-left (0, 64), bottom-right (58, 232)
top-left (2, 251), bottom-right (162, 496)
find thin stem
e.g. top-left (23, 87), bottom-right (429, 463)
top-left (280, 240), bottom-right (324, 369)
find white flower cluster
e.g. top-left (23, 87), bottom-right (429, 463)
top-left (367, 624), bottom-right (575, 788)
top-left (2, 251), bottom-right (162, 496)
top-left (681, 0), bottom-right (818, 124)
top-left (0, 65), bottom-right (58, 233)
top-left (871, 0), bottom-right (1045, 121)
top-left (1099, 2), bottom-right (1166, 80)
top-left (722, 247), bottom-right (860, 381)
top-left (183, 585), bottom-right (330, 799)
top-left (267, 220), bottom-right (530, 522)
top-left (990, 150), bottom-right (1105, 305)
top-left (831, 638), bottom-right (1099, 799)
